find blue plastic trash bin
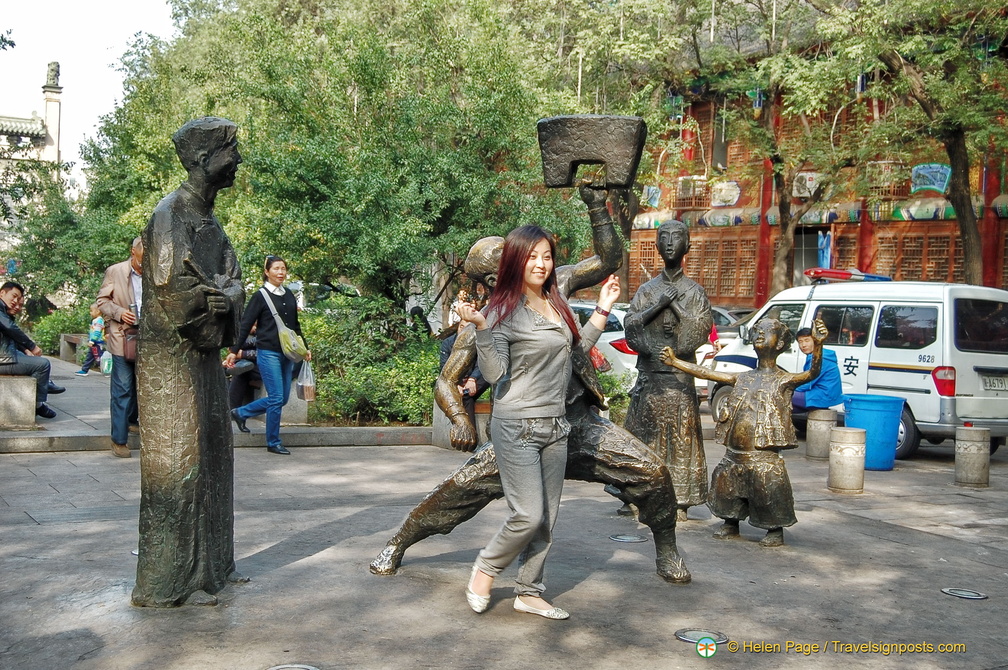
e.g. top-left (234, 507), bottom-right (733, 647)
top-left (843, 394), bottom-right (905, 471)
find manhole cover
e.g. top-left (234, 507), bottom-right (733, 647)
top-left (609, 534), bottom-right (648, 543)
top-left (675, 628), bottom-right (729, 644)
top-left (941, 588), bottom-right (987, 600)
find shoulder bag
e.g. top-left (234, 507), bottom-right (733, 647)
top-left (259, 287), bottom-right (308, 361)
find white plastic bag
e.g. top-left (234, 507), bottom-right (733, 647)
top-left (100, 350), bottom-right (113, 376)
top-left (296, 361), bottom-right (316, 401)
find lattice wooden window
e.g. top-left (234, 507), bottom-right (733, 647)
top-left (834, 230), bottom-right (859, 269)
top-left (924, 235), bottom-right (951, 282)
top-left (629, 231), bottom-right (660, 296)
top-left (899, 235), bottom-right (924, 279)
top-left (674, 177), bottom-right (710, 210)
top-left (718, 240), bottom-right (738, 296)
top-left (738, 238), bottom-right (758, 297)
top-left (874, 232), bottom-right (899, 278)
top-left (727, 140), bottom-right (750, 166)
top-left (1001, 227), bottom-right (1008, 291)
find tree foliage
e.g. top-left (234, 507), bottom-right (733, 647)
top-left (810, 0), bottom-right (1008, 285)
top-left (80, 0), bottom-right (603, 303)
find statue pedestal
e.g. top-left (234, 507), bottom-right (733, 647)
top-left (432, 400), bottom-right (491, 449)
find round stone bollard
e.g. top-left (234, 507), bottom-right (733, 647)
top-left (828, 427), bottom-right (866, 494)
top-left (805, 409), bottom-right (837, 461)
top-left (955, 426), bottom-right (990, 488)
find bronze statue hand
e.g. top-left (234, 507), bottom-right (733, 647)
top-left (205, 291), bottom-right (228, 316)
top-left (661, 284), bottom-right (679, 306)
top-left (812, 317), bottom-right (828, 344)
top-left (456, 302), bottom-right (487, 330)
top-left (449, 416), bottom-right (478, 452)
top-left (578, 183), bottom-right (609, 209)
top-left (659, 346), bottom-right (679, 367)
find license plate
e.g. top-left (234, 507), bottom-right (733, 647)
top-left (981, 375), bottom-right (1008, 391)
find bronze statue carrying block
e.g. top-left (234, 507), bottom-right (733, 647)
top-left (537, 115), bottom-right (647, 188)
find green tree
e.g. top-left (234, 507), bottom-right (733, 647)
top-left (82, 0), bottom-right (596, 304)
top-left (810, 0), bottom-right (1008, 285)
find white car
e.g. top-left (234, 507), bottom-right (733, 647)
top-left (567, 301), bottom-right (638, 386)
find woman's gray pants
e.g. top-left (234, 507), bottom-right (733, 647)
top-left (475, 416), bottom-right (569, 597)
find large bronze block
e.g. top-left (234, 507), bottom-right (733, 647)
top-left (536, 115), bottom-right (647, 188)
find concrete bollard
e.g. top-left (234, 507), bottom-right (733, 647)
top-left (805, 409), bottom-right (837, 461)
top-left (828, 427), bottom-right (866, 494)
top-left (955, 426), bottom-right (990, 488)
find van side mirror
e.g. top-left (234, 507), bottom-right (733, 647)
top-left (739, 324), bottom-right (750, 344)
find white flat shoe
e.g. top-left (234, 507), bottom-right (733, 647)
top-left (466, 565), bottom-right (490, 613)
top-left (513, 596), bottom-right (569, 620)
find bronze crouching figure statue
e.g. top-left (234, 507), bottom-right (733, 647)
top-left (370, 185), bottom-right (691, 584)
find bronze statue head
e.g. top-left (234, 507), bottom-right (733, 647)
top-left (656, 219), bottom-right (689, 268)
top-left (752, 317), bottom-right (794, 357)
top-left (463, 236), bottom-right (505, 290)
top-left (172, 117), bottom-right (242, 188)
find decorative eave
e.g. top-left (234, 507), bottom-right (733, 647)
top-left (0, 114), bottom-right (46, 139)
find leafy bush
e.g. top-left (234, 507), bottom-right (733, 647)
top-left (597, 369), bottom-right (634, 426)
top-left (301, 295), bottom-right (440, 425)
top-left (28, 304), bottom-right (91, 355)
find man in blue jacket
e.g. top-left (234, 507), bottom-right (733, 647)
top-left (793, 326), bottom-right (843, 411)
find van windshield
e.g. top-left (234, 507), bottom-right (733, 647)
top-left (955, 299), bottom-right (1008, 353)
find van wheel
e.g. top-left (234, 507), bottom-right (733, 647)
top-left (709, 385), bottom-right (731, 418)
top-left (895, 407), bottom-right (921, 460)
top-left (992, 438), bottom-right (1002, 456)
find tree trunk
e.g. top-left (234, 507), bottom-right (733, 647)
top-left (769, 168), bottom-right (797, 296)
top-left (943, 128), bottom-right (983, 285)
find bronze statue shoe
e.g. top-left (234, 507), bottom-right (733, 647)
top-left (369, 544), bottom-right (403, 575)
top-left (759, 528), bottom-right (785, 547)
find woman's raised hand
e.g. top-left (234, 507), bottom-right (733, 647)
top-left (598, 274), bottom-right (621, 311)
top-left (457, 301), bottom-right (487, 330)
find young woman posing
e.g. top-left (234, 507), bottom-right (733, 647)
top-left (457, 225), bottom-right (620, 620)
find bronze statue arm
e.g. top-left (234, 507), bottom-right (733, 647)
top-left (790, 318), bottom-right (827, 387)
top-left (559, 186), bottom-right (623, 297)
top-left (434, 325), bottom-right (480, 451)
top-left (659, 346), bottom-right (737, 385)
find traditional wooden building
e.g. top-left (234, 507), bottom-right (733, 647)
top-left (627, 100), bottom-right (1008, 309)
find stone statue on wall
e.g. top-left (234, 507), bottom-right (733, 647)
top-left (46, 62), bottom-right (60, 88)
top-left (623, 219), bottom-right (713, 521)
top-left (132, 117), bottom-right (247, 607)
top-left (660, 317), bottom-right (828, 547)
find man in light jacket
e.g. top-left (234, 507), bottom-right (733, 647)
top-left (96, 237), bottom-right (143, 458)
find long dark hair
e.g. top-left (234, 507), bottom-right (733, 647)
top-left (485, 225), bottom-right (580, 344)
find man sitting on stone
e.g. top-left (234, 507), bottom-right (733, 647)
top-left (0, 281), bottom-right (58, 418)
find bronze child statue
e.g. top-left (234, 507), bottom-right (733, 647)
top-left (660, 317), bottom-right (828, 547)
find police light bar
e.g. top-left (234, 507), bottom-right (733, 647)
top-left (804, 267), bottom-right (892, 282)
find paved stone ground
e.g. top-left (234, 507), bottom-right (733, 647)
top-left (2, 435), bottom-right (1007, 669)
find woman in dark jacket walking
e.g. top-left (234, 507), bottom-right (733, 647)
top-left (225, 256), bottom-right (310, 454)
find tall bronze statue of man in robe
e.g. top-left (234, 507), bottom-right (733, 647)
top-left (624, 220), bottom-right (713, 521)
top-left (132, 117), bottom-right (247, 607)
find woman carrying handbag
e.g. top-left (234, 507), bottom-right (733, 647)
top-left (225, 255), bottom-right (311, 455)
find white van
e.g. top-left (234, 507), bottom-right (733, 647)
top-left (709, 281), bottom-right (1008, 458)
